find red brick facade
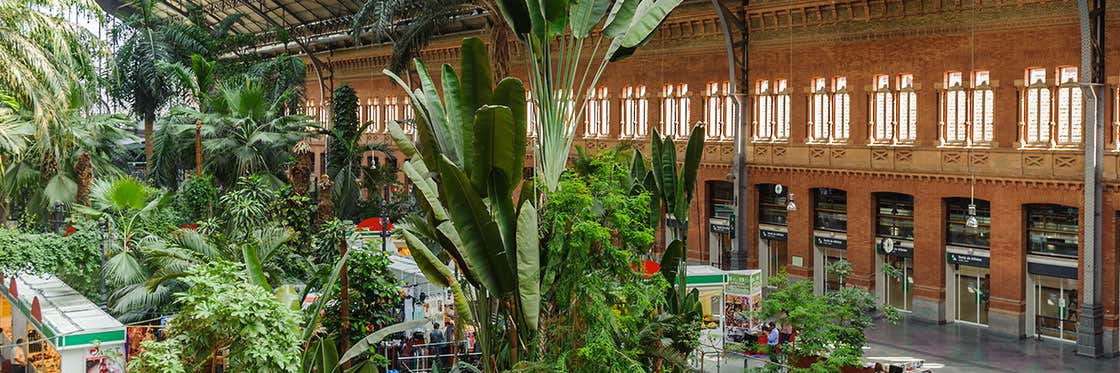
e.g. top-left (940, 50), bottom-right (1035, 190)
top-left (302, 0), bottom-right (1120, 354)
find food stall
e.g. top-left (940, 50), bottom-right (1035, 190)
top-left (1, 274), bottom-right (125, 373)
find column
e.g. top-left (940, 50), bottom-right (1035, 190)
top-left (988, 198), bottom-right (1026, 337)
top-left (912, 193), bottom-right (947, 323)
top-left (786, 183), bottom-right (812, 280)
top-left (746, 185), bottom-right (760, 269)
top-left (845, 190), bottom-right (875, 289)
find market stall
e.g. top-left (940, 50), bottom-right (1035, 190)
top-left (1, 274), bottom-right (125, 373)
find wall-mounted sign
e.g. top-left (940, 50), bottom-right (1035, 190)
top-left (711, 223), bottom-right (732, 234)
top-left (877, 238), bottom-right (912, 257)
top-left (814, 236), bottom-right (846, 249)
top-left (1028, 262), bottom-right (1078, 279)
top-left (947, 253), bottom-right (989, 267)
top-left (760, 229), bottom-right (787, 241)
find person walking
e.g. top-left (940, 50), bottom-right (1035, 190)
top-left (429, 322), bottom-right (446, 368)
top-left (766, 322), bottom-right (780, 364)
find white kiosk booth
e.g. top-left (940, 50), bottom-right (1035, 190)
top-left (1, 274), bottom-right (125, 373)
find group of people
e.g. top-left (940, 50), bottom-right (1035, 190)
top-left (761, 312), bottom-right (795, 363)
top-left (391, 321), bottom-right (481, 371)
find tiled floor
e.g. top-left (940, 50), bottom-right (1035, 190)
top-left (703, 318), bottom-right (1120, 372)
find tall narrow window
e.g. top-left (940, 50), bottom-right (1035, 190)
top-left (810, 77), bottom-right (830, 142)
top-left (705, 82), bottom-right (726, 140)
top-left (1024, 68), bottom-right (1051, 145)
top-left (1055, 66), bottom-right (1082, 145)
top-left (972, 71), bottom-right (994, 144)
top-left (661, 84), bottom-right (678, 138)
top-left (775, 79), bottom-right (790, 140)
top-left (585, 87), bottom-right (609, 138)
top-left (833, 77), bottom-right (850, 141)
top-left (872, 75), bottom-right (894, 143)
top-left (621, 85), bottom-right (649, 137)
top-left (722, 82), bottom-right (735, 139)
top-left (366, 98), bottom-right (382, 133)
top-left (897, 74), bottom-right (917, 143)
top-left (676, 84), bottom-right (690, 138)
top-left (526, 91), bottom-right (538, 138)
top-left (943, 72), bottom-right (968, 144)
top-left (754, 80), bottom-right (774, 140)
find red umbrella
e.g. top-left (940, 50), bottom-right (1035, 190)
top-left (356, 217), bottom-right (393, 232)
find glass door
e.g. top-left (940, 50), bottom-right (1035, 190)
top-left (822, 248), bottom-right (845, 292)
top-left (885, 256), bottom-right (913, 311)
top-left (955, 266), bottom-right (989, 325)
top-left (1034, 275), bottom-right (1078, 341)
top-left (768, 240), bottom-right (788, 277)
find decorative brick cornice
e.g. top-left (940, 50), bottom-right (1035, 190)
top-left (746, 164), bottom-right (1100, 192)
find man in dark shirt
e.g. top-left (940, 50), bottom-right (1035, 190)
top-left (429, 323), bottom-right (446, 368)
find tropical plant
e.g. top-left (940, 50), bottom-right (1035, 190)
top-left (72, 176), bottom-right (173, 320)
top-left (491, 0), bottom-right (684, 192)
top-left (0, 0), bottom-right (103, 134)
top-left (342, 37), bottom-right (534, 372)
top-left (109, 0), bottom-right (202, 170)
top-left (127, 261), bottom-right (302, 373)
top-left (322, 248), bottom-right (404, 344)
top-left (320, 84), bottom-right (379, 220)
top-left (196, 77), bottom-right (311, 187)
top-left (172, 174), bottom-right (218, 223)
top-left (160, 54), bottom-right (218, 180)
top-left (0, 221), bottom-right (102, 300)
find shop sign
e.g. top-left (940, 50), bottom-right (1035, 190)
top-left (878, 238), bottom-right (912, 257)
top-left (1027, 262), bottom-right (1078, 279)
top-left (947, 253), bottom-right (989, 267)
top-left (760, 229), bottom-right (787, 241)
top-left (814, 236), bottom-right (846, 249)
top-left (710, 223), bottom-right (732, 234)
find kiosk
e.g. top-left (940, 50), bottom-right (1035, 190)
top-left (1, 274), bottom-right (125, 373)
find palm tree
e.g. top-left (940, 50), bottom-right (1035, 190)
top-left (198, 77), bottom-right (311, 187)
top-left (351, 0), bottom-right (514, 77)
top-left (0, 0), bottom-right (103, 134)
top-left (162, 54), bottom-right (218, 177)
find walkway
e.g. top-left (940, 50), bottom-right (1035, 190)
top-left (702, 318), bottom-right (1120, 372)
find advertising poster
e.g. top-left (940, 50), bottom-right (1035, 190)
top-left (723, 271), bottom-right (762, 355)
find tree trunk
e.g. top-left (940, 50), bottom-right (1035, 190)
top-left (316, 175), bottom-right (334, 229)
top-left (74, 152), bottom-right (92, 207)
top-left (144, 111), bottom-right (155, 177)
top-left (195, 119), bottom-right (203, 176)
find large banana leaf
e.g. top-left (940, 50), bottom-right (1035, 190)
top-left (569, 0), bottom-right (611, 38)
top-left (399, 229), bottom-right (476, 325)
top-left (301, 250), bottom-right (350, 341)
top-left (491, 78), bottom-right (528, 183)
top-left (339, 317), bottom-right (434, 365)
top-left (618, 0), bottom-right (683, 48)
top-left (659, 239), bottom-right (684, 283)
top-left (470, 105), bottom-right (518, 194)
top-left (652, 129), bottom-right (678, 216)
top-left (386, 120), bottom-right (418, 158)
top-left (681, 125), bottom-right (705, 210)
top-left (401, 159), bottom-right (448, 221)
top-left (441, 64), bottom-right (468, 170)
top-left (494, 0), bottom-right (533, 35)
top-left (459, 38), bottom-right (492, 127)
top-left (603, 0), bottom-right (641, 38)
top-left (241, 244), bottom-right (270, 290)
top-left (437, 156), bottom-right (515, 295)
top-left (515, 202), bottom-right (540, 331)
top-left (302, 335), bottom-right (340, 373)
top-left (414, 59), bottom-right (458, 165)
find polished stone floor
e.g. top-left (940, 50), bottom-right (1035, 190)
top-left (701, 318), bottom-right (1120, 372)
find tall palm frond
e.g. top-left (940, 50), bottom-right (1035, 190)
top-left (0, 0), bottom-right (105, 136)
top-left (351, 0), bottom-right (485, 73)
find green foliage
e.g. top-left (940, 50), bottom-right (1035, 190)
top-left (219, 174), bottom-right (278, 234)
top-left (826, 259), bottom-right (854, 285)
top-left (127, 337), bottom-right (186, 373)
top-left (0, 221), bottom-right (101, 299)
top-left (129, 261), bottom-right (302, 373)
top-left (324, 248), bottom-right (404, 344)
top-left (173, 174), bottom-right (218, 223)
top-left (756, 275), bottom-right (899, 372)
top-left (327, 85), bottom-right (359, 175)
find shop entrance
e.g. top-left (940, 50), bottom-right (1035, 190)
top-left (763, 239), bottom-right (788, 279)
top-left (883, 254), bottom-right (913, 311)
top-left (1032, 274), bottom-right (1078, 341)
top-left (821, 247), bottom-right (845, 292)
top-left (953, 265), bottom-right (989, 325)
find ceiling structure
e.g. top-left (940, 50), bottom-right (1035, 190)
top-left (94, 0), bottom-right (491, 55)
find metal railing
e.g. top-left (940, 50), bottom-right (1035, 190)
top-left (390, 340), bottom-right (482, 373)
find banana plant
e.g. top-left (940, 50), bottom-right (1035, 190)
top-left (345, 37), bottom-right (539, 372)
top-left (492, 0), bottom-right (684, 192)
